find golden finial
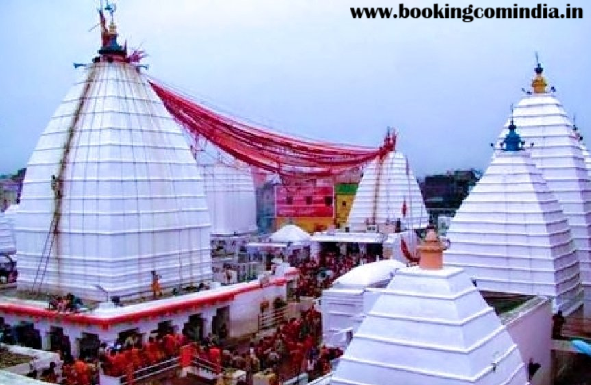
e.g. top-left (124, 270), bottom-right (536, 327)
top-left (105, 1), bottom-right (117, 35)
top-left (532, 52), bottom-right (547, 94)
top-left (108, 20), bottom-right (117, 35)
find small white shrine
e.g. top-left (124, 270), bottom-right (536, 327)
top-left (331, 229), bottom-right (528, 385)
top-left (320, 259), bottom-right (405, 348)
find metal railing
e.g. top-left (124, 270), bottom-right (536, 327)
top-left (122, 357), bottom-right (180, 385)
top-left (258, 307), bottom-right (287, 331)
top-left (101, 353), bottom-right (223, 385)
top-left (100, 356), bottom-right (181, 385)
top-left (191, 355), bottom-right (221, 376)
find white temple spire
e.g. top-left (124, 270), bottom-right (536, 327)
top-left (15, 4), bottom-right (212, 301)
top-left (348, 132), bottom-right (427, 231)
top-left (496, 62), bottom-right (591, 312)
top-left (445, 121), bottom-right (582, 313)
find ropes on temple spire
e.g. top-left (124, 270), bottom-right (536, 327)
top-left (149, 80), bottom-right (394, 181)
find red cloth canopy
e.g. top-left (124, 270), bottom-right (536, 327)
top-left (149, 80), bottom-right (395, 181)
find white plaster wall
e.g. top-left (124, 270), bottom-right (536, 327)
top-left (505, 300), bottom-right (552, 385)
top-left (321, 289), bottom-right (364, 347)
top-left (228, 283), bottom-right (286, 337)
top-left (201, 163), bottom-right (257, 236)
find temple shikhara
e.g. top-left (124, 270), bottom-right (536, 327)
top-left (0, 2), bottom-right (590, 385)
top-left (493, 63), bottom-right (591, 312)
top-left (445, 118), bottom-right (582, 313)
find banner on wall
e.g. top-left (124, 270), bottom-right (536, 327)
top-left (275, 185), bottom-right (334, 218)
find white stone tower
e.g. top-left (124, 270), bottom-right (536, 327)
top-left (446, 120), bottom-right (582, 313)
top-left (497, 62), bottom-right (591, 309)
top-left (16, 6), bottom-right (212, 301)
top-left (348, 133), bottom-right (427, 231)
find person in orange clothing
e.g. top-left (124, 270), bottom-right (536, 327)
top-left (151, 270), bottom-right (163, 299)
top-left (130, 344), bottom-right (143, 370)
top-left (175, 331), bottom-right (186, 351)
top-left (143, 337), bottom-right (158, 366)
top-left (179, 343), bottom-right (196, 368)
top-left (163, 332), bottom-right (177, 358)
top-left (291, 347), bottom-right (304, 376)
top-left (124, 347), bottom-right (134, 368)
top-left (113, 350), bottom-right (129, 377)
top-left (73, 358), bottom-right (90, 385)
top-left (208, 345), bottom-right (222, 373)
top-left (62, 362), bottom-right (77, 385)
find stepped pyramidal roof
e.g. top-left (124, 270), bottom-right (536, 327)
top-left (348, 134), bottom-right (428, 231)
top-left (445, 119), bottom-right (582, 313)
top-left (332, 228), bottom-right (528, 385)
top-left (16, 7), bottom-right (212, 300)
top-left (496, 62), bottom-right (591, 305)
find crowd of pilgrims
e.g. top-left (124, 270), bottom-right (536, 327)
top-left (290, 251), bottom-right (377, 298)
top-left (13, 250), bottom-right (377, 384)
top-left (29, 306), bottom-right (341, 385)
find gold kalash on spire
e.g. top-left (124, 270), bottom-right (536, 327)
top-left (531, 52), bottom-right (548, 94)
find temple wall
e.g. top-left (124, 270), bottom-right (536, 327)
top-left (321, 289), bottom-right (364, 348)
top-left (504, 298), bottom-right (552, 385)
top-left (201, 163), bottom-right (258, 236)
top-left (228, 282), bottom-right (286, 338)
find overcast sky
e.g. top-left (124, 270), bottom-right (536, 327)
top-left (0, 0), bottom-right (589, 177)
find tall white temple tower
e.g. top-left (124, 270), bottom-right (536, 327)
top-left (497, 62), bottom-right (591, 310)
top-left (445, 120), bottom-right (582, 313)
top-left (16, 6), bottom-right (212, 301)
top-left (348, 133), bottom-right (428, 231)
top-left (332, 228), bottom-right (528, 385)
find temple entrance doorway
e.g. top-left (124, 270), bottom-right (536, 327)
top-left (183, 315), bottom-right (203, 342)
top-left (15, 322), bottom-right (40, 349)
top-left (49, 326), bottom-right (70, 357)
top-left (79, 333), bottom-right (100, 359)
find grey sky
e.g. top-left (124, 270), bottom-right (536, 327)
top-left (0, 0), bottom-right (589, 177)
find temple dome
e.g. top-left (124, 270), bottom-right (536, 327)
top-left (16, 61), bottom-right (212, 301)
top-left (497, 91), bottom-right (591, 303)
top-left (333, 259), bottom-right (405, 288)
top-left (270, 224), bottom-right (311, 243)
top-left (347, 151), bottom-right (427, 231)
top-left (200, 162), bottom-right (257, 236)
top-left (332, 264), bottom-right (527, 385)
top-left (444, 147), bottom-right (582, 312)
